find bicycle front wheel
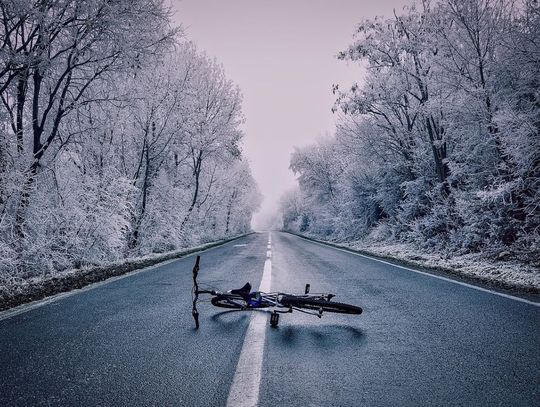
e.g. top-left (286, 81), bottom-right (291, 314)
top-left (211, 294), bottom-right (245, 309)
top-left (280, 296), bottom-right (362, 314)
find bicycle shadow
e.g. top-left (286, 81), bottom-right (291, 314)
top-left (194, 311), bottom-right (366, 351)
top-left (269, 324), bottom-right (366, 350)
top-left (187, 310), bottom-right (250, 334)
top-left (208, 310), bottom-right (250, 328)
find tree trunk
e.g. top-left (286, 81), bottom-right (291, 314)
top-left (129, 123), bottom-right (155, 251)
top-left (15, 67), bottom-right (28, 153)
top-left (180, 151), bottom-right (202, 231)
top-left (425, 116), bottom-right (450, 195)
top-left (225, 189), bottom-right (237, 235)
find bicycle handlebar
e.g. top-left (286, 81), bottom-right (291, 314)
top-left (192, 256), bottom-right (201, 328)
top-left (193, 255), bottom-right (200, 288)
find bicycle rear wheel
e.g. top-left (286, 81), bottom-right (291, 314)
top-left (211, 294), bottom-right (245, 309)
top-left (280, 296), bottom-right (362, 314)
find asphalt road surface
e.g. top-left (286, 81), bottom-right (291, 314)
top-left (1, 232), bottom-right (539, 406)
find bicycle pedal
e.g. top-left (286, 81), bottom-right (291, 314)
top-left (270, 312), bottom-right (279, 327)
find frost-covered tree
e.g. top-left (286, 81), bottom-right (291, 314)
top-left (0, 3), bottom-right (260, 283)
top-left (177, 54), bottom-right (244, 233)
top-left (0, 0), bottom-right (178, 236)
top-left (281, 0), bottom-right (539, 260)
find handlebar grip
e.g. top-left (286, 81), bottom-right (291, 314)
top-left (192, 309), bottom-right (199, 329)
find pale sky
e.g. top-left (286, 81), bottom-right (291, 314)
top-left (172, 0), bottom-right (410, 229)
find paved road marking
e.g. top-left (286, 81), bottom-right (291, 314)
top-left (226, 233), bottom-right (272, 407)
top-left (0, 237), bottom-right (250, 322)
top-left (295, 234), bottom-right (540, 307)
top-left (234, 244), bottom-right (248, 247)
top-left (0, 258), bottom-right (184, 322)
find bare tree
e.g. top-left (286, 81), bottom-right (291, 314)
top-left (0, 0), bottom-right (178, 236)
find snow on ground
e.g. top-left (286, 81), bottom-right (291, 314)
top-left (296, 233), bottom-right (540, 293)
top-left (351, 241), bottom-right (540, 291)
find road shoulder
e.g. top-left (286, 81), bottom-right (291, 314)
top-left (283, 231), bottom-right (540, 303)
top-left (0, 233), bottom-right (253, 313)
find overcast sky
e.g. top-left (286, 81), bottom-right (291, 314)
top-left (173, 0), bottom-right (410, 229)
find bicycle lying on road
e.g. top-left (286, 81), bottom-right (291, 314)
top-left (191, 256), bottom-right (362, 328)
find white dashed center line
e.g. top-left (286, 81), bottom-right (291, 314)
top-left (226, 233), bottom-right (272, 407)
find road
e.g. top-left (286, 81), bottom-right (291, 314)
top-left (0, 232), bottom-right (539, 406)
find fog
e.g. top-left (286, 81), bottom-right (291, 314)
top-left (173, 0), bottom-right (410, 229)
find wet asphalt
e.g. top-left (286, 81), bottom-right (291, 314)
top-left (0, 232), bottom-right (539, 406)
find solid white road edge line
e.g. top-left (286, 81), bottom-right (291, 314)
top-left (0, 236), bottom-right (250, 322)
top-left (0, 258), bottom-right (181, 322)
top-left (294, 234), bottom-right (540, 307)
top-left (226, 233), bottom-right (272, 407)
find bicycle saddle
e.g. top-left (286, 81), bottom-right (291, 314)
top-left (231, 282), bottom-right (252, 302)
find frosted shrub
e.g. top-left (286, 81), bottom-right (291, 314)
top-left (280, 0), bottom-right (539, 263)
top-left (0, 4), bottom-right (260, 284)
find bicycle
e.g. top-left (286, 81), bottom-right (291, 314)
top-left (190, 255), bottom-right (362, 328)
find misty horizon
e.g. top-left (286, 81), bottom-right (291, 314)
top-left (173, 0), bottom-right (411, 229)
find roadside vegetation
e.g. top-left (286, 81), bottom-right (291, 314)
top-left (0, 1), bottom-right (261, 297)
top-left (280, 0), bottom-right (539, 289)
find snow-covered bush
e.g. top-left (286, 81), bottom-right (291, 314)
top-left (280, 0), bottom-right (540, 263)
top-left (0, 3), bottom-right (260, 281)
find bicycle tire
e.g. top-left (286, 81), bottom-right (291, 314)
top-left (211, 294), bottom-right (245, 309)
top-left (280, 296), bottom-right (362, 314)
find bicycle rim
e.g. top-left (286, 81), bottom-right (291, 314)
top-left (280, 296), bottom-right (362, 314)
top-left (211, 295), bottom-right (245, 309)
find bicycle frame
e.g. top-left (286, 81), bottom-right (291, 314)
top-left (209, 291), bottom-right (333, 312)
top-left (191, 255), bottom-right (351, 328)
